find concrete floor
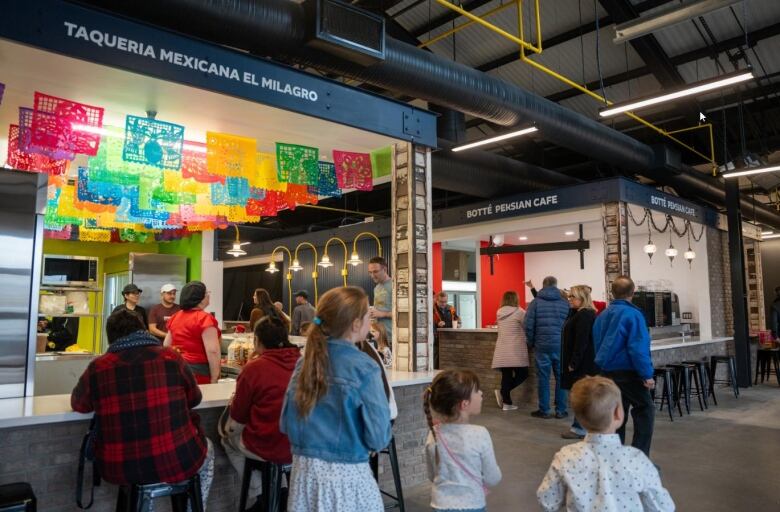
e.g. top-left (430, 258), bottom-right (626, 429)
top-left (397, 382), bottom-right (780, 512)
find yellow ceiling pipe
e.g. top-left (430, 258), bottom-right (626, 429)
top-left (350, 232), bottom-right (382, 267)
top-left (292, 242), bottom-right (319, 306)
top-left (320, 237), bottom-right (350, 287)
top-left (419, 1), bottom-right (518, 49)
top-left (265, 245), bottom-right (294, 328)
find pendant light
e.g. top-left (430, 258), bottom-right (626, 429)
top-left (643, 220), bottom-right (657, 263)
top-left (664, 230), bottom-right (677, 266)
top-left (684, 230), bottom-right (696, 268)
top-left (225, 224), bottom-right (248, 258)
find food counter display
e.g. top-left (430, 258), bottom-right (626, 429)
top-left (437, 328), bottom-right (739, 408)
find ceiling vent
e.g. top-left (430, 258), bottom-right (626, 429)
top-left (305, 0), bottom-right (385, 65)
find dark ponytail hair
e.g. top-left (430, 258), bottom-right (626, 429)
top-left (423, 369), bottom-right (481, 441)
top-left (295, 286), bottom-right (369, 417)
top-left (254, 315), bottom-right (296, 350)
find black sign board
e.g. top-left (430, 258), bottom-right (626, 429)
top-left (433, 178), bottom-right (720, 229)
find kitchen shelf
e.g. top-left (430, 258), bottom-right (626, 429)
top-left (40, 286), bottom-right (103, 292)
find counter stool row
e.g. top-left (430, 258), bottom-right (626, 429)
top-left (652, 355), bottom-right (739, 421)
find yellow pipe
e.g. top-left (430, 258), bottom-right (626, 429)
top-left (418, 1), bottom-right (517, 49)
top-left (323, 236), bottom-right (350, 287)
top-left (433, 0), bottom-right (541, 53)
top-left (517, 0), bottom-right (543, 53)
top-left (270, 245), bottom-right (294, 328)
top-left (293, 242), bottom-right (319, 306)
top-left (351, 232), bottom-right (383, 267)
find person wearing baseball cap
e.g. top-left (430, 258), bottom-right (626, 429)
top-left (148, 284), bottom-right (182, 341)
top-left (111, 283), bottom-right (148, 329)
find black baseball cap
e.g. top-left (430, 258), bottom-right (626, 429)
top-left (122, 284), bottom-right (142, 295)
top-left (295, 290), bottom-right (309, 300)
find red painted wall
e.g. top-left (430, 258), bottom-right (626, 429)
top-left (480, 242), bottom-right (526, 327)
top-left (432, 242), bottom-right (443, 294)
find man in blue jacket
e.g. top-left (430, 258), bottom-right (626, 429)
top-left (593, 275), bottom-right (656, 456)
top-left (525, 276), bottom-right (571, 419)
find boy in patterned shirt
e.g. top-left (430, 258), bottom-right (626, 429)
top-left (537, 376), bottom-right (675, 512)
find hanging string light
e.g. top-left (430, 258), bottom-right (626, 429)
top-left (665, 229), bottom-right (678, 266)
top-left (643, 219), bottom-right (657, 262)
top-left (684, 229), bottom-right (696, 267)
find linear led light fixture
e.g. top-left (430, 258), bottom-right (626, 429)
top-left (451, 126), bottom-right (538, 152)
top-left (599, 70), bottom-right (753, 118)
top-left (763, 233), bottom-right (780, 240)
top-left (722, 164), bottom-right (780, 178)
top-left (614, 0), bottom-right (744, 44)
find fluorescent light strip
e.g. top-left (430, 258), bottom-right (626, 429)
top-left (451, 127), bottom-right (538, 152)
top-left (599, 71), bottom-right (753, 117)
top-left (763, 234), bottom-right (780, 239)
top-left (761, 231), bottom-right (774, 236)
top-left (722, 165), bottom-right (780, 178)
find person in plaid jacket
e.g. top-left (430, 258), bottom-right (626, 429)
top-left (71, 310), bottom-right (214, 494)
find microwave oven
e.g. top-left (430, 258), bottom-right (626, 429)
top-left (41, 255), bottom-right (99, 288)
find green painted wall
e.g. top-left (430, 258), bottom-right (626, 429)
top-left (42, 234), bottom-right (201, 350)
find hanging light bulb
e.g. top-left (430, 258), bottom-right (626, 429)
top-left (643, 221), bottom-right (656, 262)
top-left (225, 224), bottom-right (247, 257)
top-left (265, 261), bottom-right (279, 273)
top-left (289, 258), bottom-right (303, 272)
top-left (665, 230), bottom-right (677, 266)
top-left (684, 229), bottom-right (695, 267)
top-left (348, 250), bottom-right (362, 266)
top-left (493, 234), bottom-right (505, 246)
top-left (318, 253), bottom-right (333, 268)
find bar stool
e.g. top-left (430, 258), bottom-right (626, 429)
top-left (667, 364), bottom-right (692, 414)
top-left (710, 355), bottom-right (739, 399)
top-left (671, 363), bottom-right (705, 411)
top-left (0, 483), bottom-right (36, 512)
top-left (682, 360), bottom-right (711, 409)
top-left (238, 458), bottom-right (291, 512)
top-left (115, 474), bottom-right (203, 512)
top-left (754, 348), bottom-right (780, 386)
top-left (370, 436), bottom-right (405, 511)
top-left (652, 367), bottom-right (677, 421)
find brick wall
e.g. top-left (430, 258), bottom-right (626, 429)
top-left (0, 389), bottom-right (431, 511)
top-left (708, 227), bottom-right (732, 338)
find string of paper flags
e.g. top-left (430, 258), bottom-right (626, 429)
top-left (2, 90), bottom-right (393, 243)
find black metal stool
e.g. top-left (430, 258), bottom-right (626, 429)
top-left (666, 365), bottom-right (691, 414)
top-left (754, 348), bottom-right (780, 386)
top-left (238, 457), bottom-right (290, 512)
top-left (115, 474), bottom-right (203, 512)
top-left (672, 363), bottom-right (705, 411)
top-left (682, 360), bottom-right (711, 409)
top-left (0, 483), bottom-right (36, 512)
top-left (652, 367), bottom-right (677, 421)
top-left (370, 436), bottom-right (405, 511)
top-left (710, 355), bottom-right (739, 399)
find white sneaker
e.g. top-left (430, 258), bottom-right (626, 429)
top-left (502, 404), bottom-right (519, 411)
top-left (494, 390), bottom-right (503, 408)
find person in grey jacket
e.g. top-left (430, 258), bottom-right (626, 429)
top-left (291, 290), bottom-right (316, 335)
top-left (525, 276), bottom-right (572, 419)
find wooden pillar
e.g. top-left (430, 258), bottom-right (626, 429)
top-left (392, 142), bottom-right (433, 371)
top-left (602, 202), bottom-right (631, 298)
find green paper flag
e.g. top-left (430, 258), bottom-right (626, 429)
top-left (370, 146), bottom-right (392, 178)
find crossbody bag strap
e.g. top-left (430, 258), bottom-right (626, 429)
top-left (433, 425), bottom-right (489, 495)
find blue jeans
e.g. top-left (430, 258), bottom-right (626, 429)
top-left (535, 351), bottom-right (568, 415)
top-left (571, 417), bottom-right (587, 436)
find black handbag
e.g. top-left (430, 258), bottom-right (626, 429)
top-left (75, 417), bottom-right (100, 509)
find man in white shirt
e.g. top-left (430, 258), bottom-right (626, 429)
top-left (537, 376), bottom-right (674, 512)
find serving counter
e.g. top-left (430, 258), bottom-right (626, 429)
top-left (0, 370), bottom-right (436, 511)
top-left (438, 328), bottom-right (742, 408)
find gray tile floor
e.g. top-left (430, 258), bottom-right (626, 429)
top-left (397, 382), bottom-right (780, 512)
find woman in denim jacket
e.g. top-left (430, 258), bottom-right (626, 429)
top-left (281, 286), bottom-right (392, 511)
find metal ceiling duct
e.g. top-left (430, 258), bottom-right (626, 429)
top-left (76, 0), bottom-right (780, 228)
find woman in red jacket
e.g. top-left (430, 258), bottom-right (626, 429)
top-left (227, 312), bottom-right (301, 504)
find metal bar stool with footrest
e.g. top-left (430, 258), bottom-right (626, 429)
top-left (0, 483), bottom-right (36, 512)
top-left (238, 457), bottom-right (291, 512)
top-left (754, 348), bottom-right (780, 386)
top-left (115, 474), bottom-right (203, 512)
top-left (652, 367), bottom-right (678, 421)
top-left (710, 355), bottom-right (739, 399)
top-left (370, 436), bottom-right (405, 511)
top-left (682, 360), bottom-right (711, 409)
top-left (669, 363), bottom-right (705, 412)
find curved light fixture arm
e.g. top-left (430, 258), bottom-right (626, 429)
top-left (324, 237), bottom-right (350, 287)
top-left (270, 245), bottom-right (294, 326)
top-left (294, 242), bottom-right (320, 305)
top-left (352, 232), bottom-right (383, 266)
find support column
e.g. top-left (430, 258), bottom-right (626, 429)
top-left (392, 143), bottom-right (433, 371)
top-left (725, 179), bottom-right (752, 387)
top-left (602, 202), bottom-right (630, 298)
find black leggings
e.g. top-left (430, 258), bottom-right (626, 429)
top-left (500, 367), bottom-right (529, 404)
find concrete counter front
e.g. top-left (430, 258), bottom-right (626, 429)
top-left (438, 328), bottom-right (739, 408)
top-left (0, 370), bottom-right (436, 511)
